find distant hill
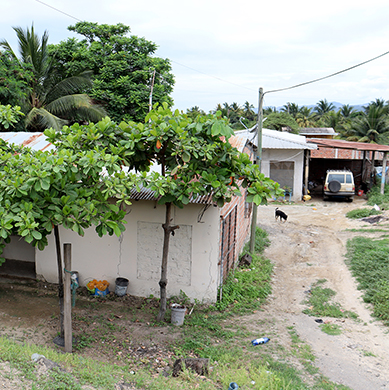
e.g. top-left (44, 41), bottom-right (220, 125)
top-left (265, 102), bottom-right (366, 113)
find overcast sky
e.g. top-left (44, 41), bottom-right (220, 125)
top-left (2, 0), bottom-right (389, 113)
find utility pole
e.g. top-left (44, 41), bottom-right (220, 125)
top-left (249, 87), bottom-right (264, 253)
top-left (149, 69), bottom-right (156, 112)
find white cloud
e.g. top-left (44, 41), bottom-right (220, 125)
top-left (2, 0), bottom-right (389, 112)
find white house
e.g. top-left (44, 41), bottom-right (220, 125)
top-left (1, 132), bottom-right (254, 303)
top-left (235, 128), bottom-right (317, 202)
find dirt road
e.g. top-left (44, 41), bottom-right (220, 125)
top-left (255, 197), bottom-right (389, 389)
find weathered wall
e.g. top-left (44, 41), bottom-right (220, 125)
top-left (261, 149), bottom-right (305, 201)
top-left (35, 201), bottom-right (220, 303)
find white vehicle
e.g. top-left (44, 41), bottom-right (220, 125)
top-left (323, 170), bottom-right (355, 202)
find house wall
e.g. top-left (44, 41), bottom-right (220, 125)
top-left (262, 149), bottom-right (305, 201)
top-left (35, 201), bottom-right (220, 303)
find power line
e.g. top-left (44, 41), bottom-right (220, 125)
top-left (265, 50), bottom-right (389, 96)
top-left (33, 0), bottom-right (389, 100)
top-left (34, 0), bottom-right (82, 22)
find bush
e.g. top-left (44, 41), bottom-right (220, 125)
top-left (367, 184), bottom-right (389, 209)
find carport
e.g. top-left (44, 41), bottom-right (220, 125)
top-left (306, 138), bottom-right (389, 194)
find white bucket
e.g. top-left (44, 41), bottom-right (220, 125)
top-left (171, 304), bottom-right (186, 326)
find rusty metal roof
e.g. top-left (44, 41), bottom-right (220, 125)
top-left (307, 138), bottom-right (389, 152)
top-left (0, 132), bottom-right (54, 151)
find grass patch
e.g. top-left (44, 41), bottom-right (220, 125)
top-left (302, 279), bottom-right (358, 320)
top-left (346, 236), bottom-right (389, 324)
top-left (215, 227), bottom-right (272, 312)
top-left (319, 323), bottom-right (342, 336)
top-left (346, 208), bottom-right (381, 219)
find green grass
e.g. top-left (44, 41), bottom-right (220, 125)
top-left (302, 279), bottom-right (358, 321)
top-left (346, 236), bottom-right (389, 324)
top-left (319, 324), bottom-right (342, 336)
top-left (366, 184), bottom-right (389, 209)
top-left (346, 208), bottom-right (381, 219)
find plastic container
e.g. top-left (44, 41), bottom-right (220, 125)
top-left (94, 287), bottom-right (109, 296)
top-left (115, 277), bottom-right (129, 297)
top-left (251, 337), bottom-right (270, 345)
top-left (171, 304), bottom-right (186, 326)
top-left (228, 382), bottom-right (239, 390)
top-left (71, 271), bottom-right (79, 285)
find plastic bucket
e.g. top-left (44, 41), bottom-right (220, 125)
top-left (115, 277), bottom-right (129, 297)
top-left (228, 383), bottom-right (239, 390)
top-left (71, 271), bottom-right (79, 285)
top-left (171, 304), bottom-right (186, 326)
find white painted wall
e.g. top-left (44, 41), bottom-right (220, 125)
top-left (35, 201), bottom-right (220, 303)
top-left (261, 149), bottom-right (305, 201)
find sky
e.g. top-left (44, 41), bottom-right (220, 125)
top-left (2, 0), bottom-right (389, 113)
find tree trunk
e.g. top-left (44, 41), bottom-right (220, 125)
top-left (157, 202), bottom-right (179, 322)
top-left (54, 225), bottom-right (64, 338)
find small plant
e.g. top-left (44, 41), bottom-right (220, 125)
top-left (168, 290), bottom-right (190, 307)
top-left (320, 323), bottom-right (342, 335)
top-left (346, 208), bottom-right (381, 219)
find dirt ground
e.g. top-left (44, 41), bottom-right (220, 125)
top-left (1, 195), bottom-right (389, 389)
top-left (255, 196), bottom-right (389, 390)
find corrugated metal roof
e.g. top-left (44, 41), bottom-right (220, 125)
top-left (235, 127), bottom-right (316, 150)
top-left (229, 134), bottom-right (248, 152)
top-left (129, 187), bottom-right (215, 205)
top-left (299, 127), bottom-right (337, 135)
top-left (306, 138), bottom-right (389, 152)
top-left (0, 132), bottom-right (54, 151)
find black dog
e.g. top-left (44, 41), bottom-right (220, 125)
top-left (275, 207), bottom-right (288, 222)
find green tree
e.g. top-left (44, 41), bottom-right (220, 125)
top-left (314, 99), bottom-right (335, 116)
top-left (0, 24), bottom-right (105, 131)
top-left (49, 22), bottom-right (174, 123)
top-left (281, 102), bottom-right (299, 117)
top-left (0, 51), bottom-right (34, 118)
top-left (46, 105), bottom-right (283, 322)
top-left (340, 104), bottom-right (355, 118)
top-left (296, 106), bottom-right (318, 128)
top-left (346, 106), bottom-right (389, 143)
top-left (0, 138), bottom-right (136, 337)
top-left (264, 112), bottom-right (299, 133)
top-left (0, 104), bottom-right (24, 131)
top-left (186, 106), bottom-right (205, 119)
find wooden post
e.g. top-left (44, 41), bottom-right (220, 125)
top-left (63, 243), bottom-right (72, 353)
top-left (304, 150), bottom-right (310, 195)
top-left (370, 151), bottom-right (376, 190)
top-left (381, 152), bottom-right (387, 195)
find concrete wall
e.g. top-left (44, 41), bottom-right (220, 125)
top-left (35, 201), bottom-right (220, 303)
top-left (3, 235), bottom-right (35, 262)
top-left (262, 149), bottom-right (305, 202)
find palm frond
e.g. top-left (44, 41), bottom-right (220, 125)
top-left (46, 94), bottom-right (106, 121)
top-left (26, 107), bottom-right (67, 131)
top-left (44, 72), bottom-right (93, 103)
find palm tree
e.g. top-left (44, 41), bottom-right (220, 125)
top-left (243, 101), bottom-right (255, 122)
top-left (0, 25), bottom-right (105, 131)
top-left (314, 99), bottom-right (335, 116)
top-left (186, 106), bottom-right (205, 119)
top-left (296, 107), bottom-right (318, 128)
top-left (281, 102), bottom-right (299, 117)
top-left (340, 104), bottom-right (355, 118)
top-left (346, 106), bottom-right (389, 143)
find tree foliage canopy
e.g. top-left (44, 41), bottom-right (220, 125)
top-left (0, 24), bottom-right (105, 131)
top-left (49, 22), bottom-right (175, 123)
